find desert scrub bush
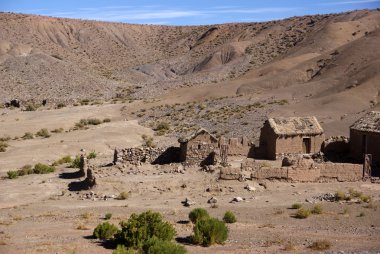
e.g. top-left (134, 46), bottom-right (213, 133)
top-left (114, 210), bottom-right (176, 250)
top-left (191, 217), bottom-right (228, 246)
top-left (142, 236), bottom-right (187, 254)
top-left (155, 121), bottom-right (170, 136)
top-left (56, 103), bottom-right (66, 109)
top-left (105, 213), bottom-right (112, 220)
top-left (87, 118), bottom-right (102, 125)
top-left (223, 211), bottom-right (237, 223)
top-left (71, 155), bottom-right (81, 168)
top-left (80, 99), bottom-right (90, 105)
top-left (22, 132), bottom-right (34, 140)
top-left (142, 135), bottom-right (155, 148)
top-left (103, 118), bottom-right (111, 123)
top-left (53, 155), bottom-right (72, 166)
top-left (360, 194), bottom-right (372, 203)
top-left (0, 141), bottom-right (8, 152)
top-left (33, 163), bottom-right (55, 174)
top-left (24, 104), bottom-right (38, 111)
top-left (93, 222), bottom-right (118, 240)
top-left (0, 136), bottom-right (11, 142)
top-left (17, 164), bottom-right (33, 176)
top-left (309, 240), bottom-right (331, 251)
top-left (51, 128), bottom-right (64, 133)
top-left (189, 208), bottom-right (210, 224)
top-left (291, 203), bottom-right (302, 209)
top-left (117, 191), bottom-right (129, 200)
top-left (87, 151), bottom-right (97, 159)
top-left (283, 241), bottom-right (296, 251)
top-left (36, 128), bottom-right (51, 138)
top-left (311, 204), bottom-right (323, 214)
top-left (7, 170), bottom-right (19, 179)
top-left (335, 191), bottom-right (349, 201)
top-left (113, 245), bottom-right (136, 254)
top-left (294, 208), bottom-right (311, 219)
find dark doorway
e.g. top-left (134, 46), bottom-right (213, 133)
top-left (362, 135), bottom-right (367, 155)
top-left (302, 138), bottom-right (311, 154)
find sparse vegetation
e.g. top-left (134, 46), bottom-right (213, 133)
top-left (71, 155), bottom-right (81, 168)
top-left (87, 151), bottom-right (97, 159)
top-left (309, 240), bottom-right (331, 251)
top-left (93, 222), bottom-right (118, 240)
top-left (74, 118), bottom-right (103, 130)
top-left (294, 208), bottom-right (311, 219)
top-left (291, 203), bottom-right (302, 209)
top-left (335, 191), bottom-right (349, 201)
top-left (36, 128), bottom-right (51, 138)
top-left (117, 191), bottom-right (129, 200)
top-left (0, 141), bottom-right (8, 152)
top-left (142, 135), bottom-right (156, 148)
top-left (223, 211), bottom-right (237, 223)
top-left (22, 132), bottom-right (34, 140)
top-left (51, 128), bottom-right (64, 133)
top-left (311, 204), bottom-right (323, 214)
top-left (103, 118), bottom-right (111, 123)
top-left (191, 217), bottom-right (228, 246)
top-left (189, 208), bottom-right (210, 224)
top-left (7, 170), bottom-right (18, 179)
top-left (33, 163), bottom-right (55, 174)
top-left (105, 213), bottom-right (112, 220)
top-left (155, 121), bottom-right (170, 136)
top-left (283, 241), bottom-right (296, 251)
top-left (53, 155), bottom-right (72, 166)
top-left (142, 237), bottom-right (186, 254)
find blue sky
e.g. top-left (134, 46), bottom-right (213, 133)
top-left (0, 0), bottom-right (379, 25)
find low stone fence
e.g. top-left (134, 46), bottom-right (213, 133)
top-left (241, 158), bottom-right (363, 182)
top-left (116, 146), bottom-right (181, 165)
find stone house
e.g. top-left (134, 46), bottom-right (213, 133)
top-left (259, 116), bottom-right (325, 160)
top-left (178, 128), bottom-right (219, 166)
top-left (350, 111), bottom-right (380, 163)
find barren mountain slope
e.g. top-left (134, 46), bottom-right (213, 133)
top-left (1, 10), bottom-right (379, 104)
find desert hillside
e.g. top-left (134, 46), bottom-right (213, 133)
top-left (0, 10), bottom-right (379, 105)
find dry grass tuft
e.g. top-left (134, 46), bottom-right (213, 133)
top-left (309, 240), bottom-right (331, 250)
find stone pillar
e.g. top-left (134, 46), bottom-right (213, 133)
top-left (79, 154), bottom-right (87, 177)
top-left (113, 148), bottom-right (119, 165)
top-left (85, 166), bottom-right (96, 188)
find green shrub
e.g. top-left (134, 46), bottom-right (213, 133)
top-left (142, 237), bottom-right (186, 254)
top-left (114, 210), bottom-right (176, 250)
top-left (33, 163), bottom-right (55, 174)
top-left (309, 240), bottom-right (331, 250)
top-left (105, 213), bottom-right (112, 220)
top-left (223, 211), bottom-right (237, 223)
top-left (36, 128), bottom-right (51, 138)
top-left (7, 171), bottom-right (19, 179)
top-left (22, 132), bottom-right (34, 140)
top-left (0, 141), bottom-right (8, 152)
top-left (291, 203), bottom-right (302, 209)
top-left (189, 208), bottom-right (210, 224)
top-left (155, 122), bottom-right (170, 135)
top-left (311, 204), bottom-right (323, 214)
top-left (87, 151), bottom-right (97, 159)
top-left (71, 155), bottom-right (81, 168)
top-left (17, 164), bottom-right (34, 176)
top-left (294, 208), bottom-right (311, 219)
top-left (192, 218), bottom-right (228, 246)
top-left (93, 222), bottom-right (118, 240)
top-left (112, 245), bottom-right (136, 254)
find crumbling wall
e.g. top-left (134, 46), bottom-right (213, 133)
top-left (318, 163), bottom-right (362, 181)
top-left (287, 168), bottom-right (320, 182)
top-left (119, 147), bottom-right (179, 165)
top-left (220, 136), bottom-right (251, 156)
top-left (251, 167), bottom-right (288, 179)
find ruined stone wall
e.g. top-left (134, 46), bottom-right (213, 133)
top-left (220, 136), bottom-right (251, 156)
top-left (183, 133), bottom-right (219, 166)
top-left (119, 146), bottom-right (180, 165)
top-left (350, 129), bottom-right (380, 162)
top-left (241, 158), bottom-right (363, 182)
top-left (319, 163), bottom-right (363, 181)
top-left (259, 122), bottom-right (277, 160)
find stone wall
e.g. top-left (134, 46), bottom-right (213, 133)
top-left (241, 158), bottom-right (363, 182)
top-left (118, 146), bottom-right (180, 165)
top-left (350, 129), bottom-right (380, 163)
top-left (220, 136), bottom-right (251, 156)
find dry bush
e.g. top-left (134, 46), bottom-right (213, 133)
top-left (309, 240), bottom-right (331, 250)
top-left (36, 128), bottom-right (51, 138)
top-left (294, 208), bottom-right (311, 219)
top-left (0, 141), bottom-right (8, 152)
top-left (311, 204), bottom-right (323, 214)
top-left (117, 191), bottom-right (129, 200)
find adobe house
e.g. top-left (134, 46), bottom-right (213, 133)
top-left (350, 111), bottom-right (380, 163)
top-left (178, 128), bottom-right (219, 166)
top-left (259, 116), bottom-right (325, 160)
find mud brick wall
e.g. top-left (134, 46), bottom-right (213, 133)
top-left (287, 168), bottom-right (320, 182)
top-left (220, 136), bottom-right (251, 157)
top-left (318, 163), bottom-right (363, 181)
top-left (251, 167), bottom-right (288, 179)
top-left (350, 129), bottom-right (380, 162)
top-left (220, 167), bottom-right (242, 180)
top-left (275, 134), bottom-right (325, 158)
